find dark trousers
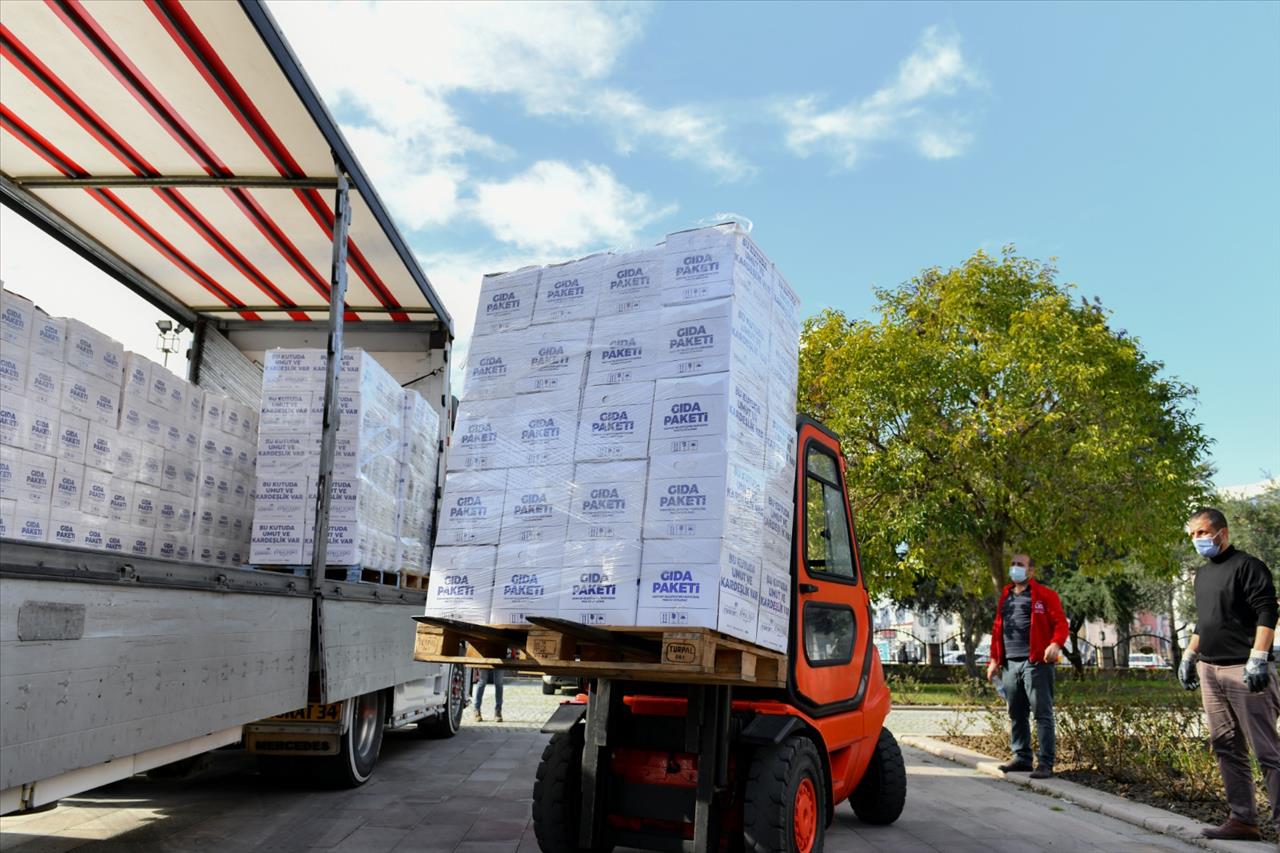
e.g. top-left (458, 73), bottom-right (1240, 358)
top-left (1003, 659), bottom-right (1056, 767)
top-left (1200, 661), bottom-right (1280, 831)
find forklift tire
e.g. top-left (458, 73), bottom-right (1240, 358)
top-left (744, 735), bottom-right (827, 853)
top-left (532, 728), bottom-right (609, 853)
top-left (848, 728), bottom-right (906, 826)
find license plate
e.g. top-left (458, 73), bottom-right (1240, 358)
top-left (267, 701), bottom-right (344, 723)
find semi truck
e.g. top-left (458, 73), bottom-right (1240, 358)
top-left (0, 0), bottom-right (465, 812)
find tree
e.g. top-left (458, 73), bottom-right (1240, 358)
top-left (896, 573), bottom-right (996, 677)
top-left (1219, 480), bottom-right (1280, 567)
top-left (1043, 562), bottom-right (1110, 673)
top-left (800, 248), bottom-right (1210, 602)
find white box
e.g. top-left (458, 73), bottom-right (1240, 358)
top-left (0, 446), bottom-right (17, 501)
top-left (500, 465), bottom-right (572, 543)
top-left (473, 267), bottom-right (538, 336)
top-left (102, 526), bottom-right (129, 554)
top-left (60, 366), bottom-right (94, 419)
top-left (502, 389), bottom-right (579, 468)
top-left (559, 540), bottom-right (642, 626)
top-left (30, 310), bottom-right (66, 362)
top-left (649, 373), bottom-right (765, 461)
top-left (140, 403), bottom-right (166, 447)
top-left (461, 335), bottom-right (518, 400)
top-left (653, 297), bottom-right (768, 383)
top-left (0, 345), bottom-right (27, 396)
top-left (122, 353), bottom-right (151, 401)
top-left (79, 512), bottom-right (108, 550)
top-left (113, 435), bottom-right (141, 480)
top-left (80, 466), bottom-right (113, 518)
top-left (435, 468), bottom-right (506, 546)
top-left (126, 526), bottom-right (154, 558)
top-left (425, 545), bottom-right (498, 621)
top-left (755, 569), bottom-right (791, 652)
top-left (533, 255), bottom-right (603, 324)
top-left (251, 517), bottom-right (305, 563)
top-left (184, 385), bottom-right (205, 429)
top-left (567, 460), bottom-right (647, 541)
top-left (63, 319), bottom-right (100, 377)
top-left (1, 289), bottom-right (35, 347)
top-left (23, 401), bottom-right (59, 456)
top-left (0, 497), bottom-right (13, 538)
top-left (642, 453), bottom-right (764, 541)
top-left (638, 538), bottom-right (760, 641)
top-left (88, 377), bottom-right (119, 427)
top-left (52, 459), bottom-right (84, 509)
top-left (14, 505), bottom-right (49, 543)
top-left (137, 443), bottom-right (164, 486)
top-left (509, 320), bottom-right (591, 395)
top-left (490, 540), bottom-right (565, 625)
top-left (262, 349), bottom-right (328, 391)
top-left (662, 224), bottom-right (773, 307)
top-left (49, 507), bottom-right (84, 549)
top-left (19, 450), bottom-right (54, 504)
top-left (202, 393), bottom-right (228, 435)
top-left (25, 355), bottom-right (62, 406)
top-left (586, 310), bottom-right (661, 386)
top-left (98, 337), bottom-right (124, 384)
top-left (448, 397), bottom-right (512, 472)
top-left (0, 393), bottom-right (23, 448)
top-left (106, 477), bottom-right (134, 522)
top-left (132, 484), bottom-right (160, 529)
top-left (575, 383), bottom-right (654, 462)
top-left (147, 364), bottom-right (177, 412)
top-left (597, 248), bottom-right (663, 316)
top-left (261, 391), bottom-right (313, 431)
top-left (254, 476), bottom-right (308, 522)
top-left (158, 492), bottom-right (194, 533)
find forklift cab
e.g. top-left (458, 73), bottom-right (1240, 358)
top-left (532, 416), bottom-right (905, 853)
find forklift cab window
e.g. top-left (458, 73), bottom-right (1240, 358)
top-left (804, 447), bottom-right (856, 582)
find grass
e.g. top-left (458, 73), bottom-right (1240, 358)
top-left (889, 670), bottom-right (1186, 706)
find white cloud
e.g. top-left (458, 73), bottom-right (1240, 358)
top-left (472, 161), bottom-right (675, 255)
top-left (782, 27), bottom-right (982, 168)
top-left (590, 91), bottom-right (754, 181)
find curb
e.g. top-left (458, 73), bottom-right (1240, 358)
top-left (899, 735), bottom-right (1266, 853)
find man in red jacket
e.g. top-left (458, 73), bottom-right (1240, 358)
top-left (985, 552), bottom-right (1070, 779)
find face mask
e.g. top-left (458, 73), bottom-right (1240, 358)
top-left (1194, 533), bottom-right (1221, 558)
top-left (1009, 565), bottom-right (1028, 584)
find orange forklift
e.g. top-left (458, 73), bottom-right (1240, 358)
top-left (528, 417), bottom-right (906, 852)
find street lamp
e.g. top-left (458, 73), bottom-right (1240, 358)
top-left (155, 318), bottom-right (181, 368)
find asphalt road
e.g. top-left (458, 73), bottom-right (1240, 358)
top-left (0, 681), bottom-right (1199, 853)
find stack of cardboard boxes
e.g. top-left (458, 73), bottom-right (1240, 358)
top-left (0, 287), bottom-right (255, 565)
top-left (249, 348), bottom-right (425, 576)
top-left (394, 388), bottom-right (442, 576)
top-left (426, 224), bottom-right (799, 651)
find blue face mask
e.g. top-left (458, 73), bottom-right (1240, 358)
top-left (1009, 565), bottom-right (1028, 584)
top-left (1194, 534), bottom-right (1221, 558)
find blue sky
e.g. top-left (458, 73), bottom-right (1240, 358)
top-left (3, 2), bottom-right (1275, 487)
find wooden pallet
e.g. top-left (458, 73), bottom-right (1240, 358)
top-left (399, 570), bottom-right (429, 591)
top-left (412, 616), bottom-right (786, 688)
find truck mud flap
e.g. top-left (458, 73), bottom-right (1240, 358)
top-left (541, 702), bottom-right (588, 734)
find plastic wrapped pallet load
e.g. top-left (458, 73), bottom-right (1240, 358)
top-left (426, 222), bottom-right (800, 650)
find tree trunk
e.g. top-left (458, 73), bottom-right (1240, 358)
top-left (1066, 615), bottom-right (1086, 676)
top-left (959, 603), bottom-right (979, 678)
top-left (985, 540), bottom-right (1006, 598)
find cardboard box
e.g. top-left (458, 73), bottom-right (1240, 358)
top-left (648, 373), bottom-right (765, 461)
top-left (755, 568), bottom-right (791, 652)
top-left (80, 466), bottom-right (112, 518)
top-left (52, 459), bottom-right (84, 509)
top-left (460, 336), bottom-right (518, 401)
top-left (158, 492), bottom-right (194, 533)
top-left (102, 527), bottom-right (129, 554)
top-left (434, 468), bottom-right (506, 546)
top-left (202, 392), bottom-right (228, 435)
top-left (49, 507), bottom-right (84, 549)
top-left (575, 383), bottom-right (654, 462)
top-left (637, 538), bottom-right (760, 641)
top-left (0, 497), bottom-right (13, 538)
top-left (250, 518), bottom-right (304, 563)
top-left (0, 345), bottom-right (27, 396)
top-left (0, 393), bottom-right (22, 448)
top-left (473, 267), bottom-right (538, 337)
top-left (15, 505), bottom-right (49, 543)
top-left (126, 525), bottom-right (153, 558)
top-left (653, 297), bottom-right (769, 383)
top-left (501, 389), bottom-right (579, 468)
top-left (23, 402), bottom-right (59, 456)
top-left (566, 460), bottom-right (647, 541)
top-left (112, 435), bottom-right (141, 481)
top-left (533, 255), bottom-right (603, 324)
top-left (63, 319), bottom-right (100, 377)
top-left (509, 320), bottom-right (591, 395)
top-left (79, 511), bottom-right (107, 550)
top-left (261, 391), bottom-right (313, 431)
top-left (132, 484), bottom-right (160, 529)
top-left (585, 310), bottom-right (661, 386)
top-left (500, 465), bottom-right (572, 544)
top-left (60, 366), bottom-right (95, 420)
top-left (597, 248), bottom-right (663, 316)
top-left (122, 353), bottom-right (151, 401)
top-left (137, 443), bottom-right (164, 486)
top-left (490, 541), bottom-right (564, 625)
top-left (642, 452), bottom-right (764, 541)
top-left (662, 224), bottom-right (772, 307)
top-left (0, 446), bottom-right (17, 501)
top-left (2, 289), bottom-right (35, 347)
top-left (448, 397), bottom-right (511, 472)
top-left (25, 356), bottom-right (62, 407)
top-left (262, 349), bottom-right (328, 391)
top-left (424, 545), bottom-right (498, 621)
top-left (20, 450), bottom-right (55, 504)
top-left (559, 539), bottom-right (642, 626)
top-left (106, 477), bottom-right (134, 522)
top-left (30, 310), bottom-right (66, 363)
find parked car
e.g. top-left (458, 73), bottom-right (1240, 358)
top-left (942, 651), bottom-right (990, 665)
top-left (1126, 653), bottom-right (1169, 668)
top-left (541, 674), bottom-right (585, 695)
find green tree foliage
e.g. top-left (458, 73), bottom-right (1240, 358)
top-left (1219, 480), bottom-right (1280, 568)
top-left (800, 248), bottom-right (1210, 600)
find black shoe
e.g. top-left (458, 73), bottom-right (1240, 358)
top-left (999, 760), bottom-right (1033, 773)
top-left (1030, 766), bottom-right (1054, 779)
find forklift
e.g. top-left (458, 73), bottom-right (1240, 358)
top-left (529, 417), bottom-right (906, 852)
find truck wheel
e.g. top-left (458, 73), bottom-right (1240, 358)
top-left (419, 664), bottom-right (467, 738)
top-left (533, 728), bottom-right (609, 852)
top-left (322, 692), bottom-right (385, 787)
top-left (744, 735), bottom-right (826, 853)
top-left (848, 728), bottom-right (906, 825)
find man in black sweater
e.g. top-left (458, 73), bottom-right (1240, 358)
top-left (1179, 506), bottom-right (1280, 842)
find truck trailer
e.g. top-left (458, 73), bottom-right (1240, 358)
top-left (0, 0), bottom-right (465, 812)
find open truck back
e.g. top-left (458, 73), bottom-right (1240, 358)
top-left (0, 0), bottom-right (463, 812)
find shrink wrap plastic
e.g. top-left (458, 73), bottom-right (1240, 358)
top-left (429, 224), bottom-right (801, 650)
top-left (1, 287), bottom-right (250, 561)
